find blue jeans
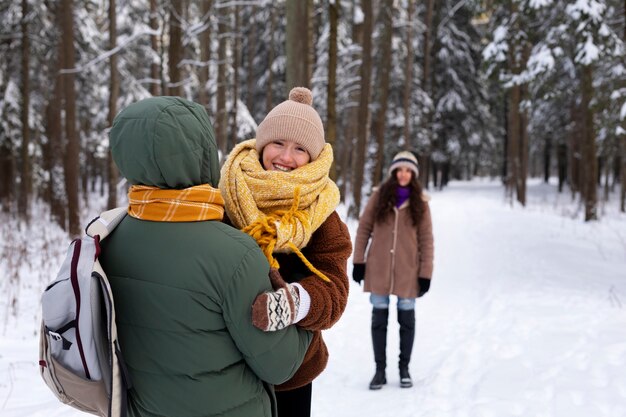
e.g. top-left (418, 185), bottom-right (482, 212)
top-left (369, 294), bottom-right (415, 310)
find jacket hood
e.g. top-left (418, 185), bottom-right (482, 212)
top-left (110, 96), bottom-right (219, 189)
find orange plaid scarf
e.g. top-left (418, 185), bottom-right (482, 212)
top-left (127, 184), bottom-right (225, 222)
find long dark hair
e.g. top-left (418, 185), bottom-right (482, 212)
top-left (374, 169), bottom-right (425, 227)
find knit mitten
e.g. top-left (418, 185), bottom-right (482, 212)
top-left (252, 269), bottom-right (300, 332)
top-left (418, 278), bottom-right (431, 297)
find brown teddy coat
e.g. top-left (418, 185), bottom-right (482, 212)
top-left (273, 210), bottom-right (352, 390)
top-left (353, 188), bottom-right (434, 298)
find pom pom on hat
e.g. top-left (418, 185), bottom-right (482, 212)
top-left (256, 87), bottom-right (325, 160)
top-left (289, 87), bottom-right (313, 105)
top-left (388, 151), bottom-right (419, 177)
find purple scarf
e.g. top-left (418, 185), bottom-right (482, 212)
top-left (396, 186), bottom-right (410, 207)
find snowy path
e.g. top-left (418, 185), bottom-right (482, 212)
top-left (1, 180), bottom-right (626, 416)
top-left (315, 181), bottom-right (626, 417)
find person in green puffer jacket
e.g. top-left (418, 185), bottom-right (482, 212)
top-left (99, 96), bottom-right (312, 417)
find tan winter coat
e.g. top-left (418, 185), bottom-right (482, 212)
top-left (353, 188), bottom-right (434, 298)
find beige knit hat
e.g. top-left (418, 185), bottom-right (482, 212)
top-left (255, 87), bottom-right (325, 160)
top-left (388, 151), bottom-right (419, 177)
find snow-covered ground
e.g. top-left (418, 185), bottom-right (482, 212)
top-left (1, 179), bottom-right (626, 417)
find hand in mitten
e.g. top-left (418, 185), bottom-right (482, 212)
top-left (252, 269), bottom-right (301, 332)
top-left (352, 263), bottom-right (366, 285)
top-left (418, 278), bottom-right (431, 297)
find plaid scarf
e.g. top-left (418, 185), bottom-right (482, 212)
top-left (127, 184), bottom-right (225, 222)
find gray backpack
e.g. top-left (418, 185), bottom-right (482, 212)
top-left (39, 207), bottom-right (131, 417)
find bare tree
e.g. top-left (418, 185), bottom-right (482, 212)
top-left (107, 0), bottom-right (119, 209)
top-left (286, 0), bottom-right (311, 89)
top-left (326, 0), bottom-right (338, 181)
top-left (620, 135), bottom-right (626, 213)
top-left (246, 5), bottom-right (257, 112)
top-left (168, 0), bottom-right (184, 96)
top-left (568, 101), bottom-right (581, 199)
top-left (197, 0), bottom-right (212, 108)
top-left (215, 1), bottom-right (228, 155)
top-left (505, 3), bottom-right (529, 206)
top-left (402, 0), bottom-right (414, 150)
top-left (18, 0), bottom-right (31, 220)
top-left (515, 43), bottom-right (531, 206)
top-left (0, 140), bottom-right (14, 214)
top-left (622, 0), bottom-right (626, 212)
top-left (150, 0), bottom-right (161, 96)
top-left (581, 64), bottom-right (597, 221)
top-left (266, 4), bottom-right (276, 112)
top-left (339, 1), bottom-right (363, 202)
top-left (352, 0), bottom-right (373, 216)
top-left (43, 10), bottom-right (66, 228)
top-left (420, 0), bottom-right (435, 187)
top-left (370, 0), bottom-right (393, 187)
top-left (229, 4), bottom-right (241, 150)
top-left (61, 0), bottom-right (80, 237)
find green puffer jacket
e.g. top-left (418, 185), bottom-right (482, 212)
top-left (100, 97), bottom-right (312, 417)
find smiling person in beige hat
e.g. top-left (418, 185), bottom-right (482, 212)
top-left (219, 87), bottom-right (352, 417)
top-left (353, 150), bottom-right (434, 391)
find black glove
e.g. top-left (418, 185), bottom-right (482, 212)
top-left (352, 263), bottom-right (366, 285)
top-left (418, 278), bottom-right (430, 297)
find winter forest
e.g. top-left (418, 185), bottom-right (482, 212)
top-left (2, 1), bottom-right (626, 416)
top-left (2, 0), bottom-right (626, 238)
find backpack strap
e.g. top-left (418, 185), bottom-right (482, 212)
top-left (85, 207), bottom-right (128, 240)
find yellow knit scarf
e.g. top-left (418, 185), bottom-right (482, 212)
top-left (127, 184), bottom-right (225, 222)
top-left (219, 139), bottom-right (340, 281)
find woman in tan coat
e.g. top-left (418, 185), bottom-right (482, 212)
top-left (353, 151), bottom-right (434, 390)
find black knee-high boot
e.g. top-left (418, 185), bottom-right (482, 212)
top-left (369, 308), bottom-right (388, 390)
top-left (398, 309), bottom-right (415, 388)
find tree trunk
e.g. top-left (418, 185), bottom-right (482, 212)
top-left (603, 155), bottom-right (610, 202)
top-left (507, 84), bottom-right (521, 203)
top-left (44, 23), bottom-right (66, 227)
top-left (506, 5), bottom-right (520, 204)
top-left (622, 0), bottom-right (626, 212)
top-left (340, 2), bottom-right (362, 202)
top-left (568, 101), bottom-right (581, 198)
top-left (197, 0), bottom-right (212, 108)
top-left (18, 0), bottom-right (31, 220)
top-left (61, 0), bottom-right (80, 237)
top-left (246, 5), bottom-right (257, 113)
top-left (0, 143), bottom-right (14, 213)
top-left (215, 1), bottom-right (228, 156)
top-left (107, 0), bottom-right (119, 209)
top-left (420, 0), bottom-right (435, 187)
top-left (402, 0), bottom-right (414, 150)
top-left (326, 0), bottom-right (338, 181)
top-left (266, 4), bottom-right (276, 113)
top-left (168, 0), bottom-right (184, 96)
top-left (286, 0), bottom-right (310, 89)
top-left (229, 4), bottom-right (240, 151)
top-left (351, 0), bottom-right (373, 216)
top-left (621, 135), bottom-right (626, 212)
top-left (557, 142), bottom-right (567, 192)
top-left (543, 135), bottom-right (551, 183)
top-left (150, 0), bottom-right (160, 96)
top-left (371, 0), bottom-right (393, 187)
top-left (422, 0), bottom-right (434, 94)
top-left (517, 87), bottom-right (528, 206)
top-left (516, 44), bottom-right (531, 206)
top-left (581, 64), bottom-right (597, 221)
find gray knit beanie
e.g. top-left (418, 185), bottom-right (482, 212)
top-left (255, 87), bottom-right (325, 160)
top-left (388, 151), bottom-right (419, 177)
